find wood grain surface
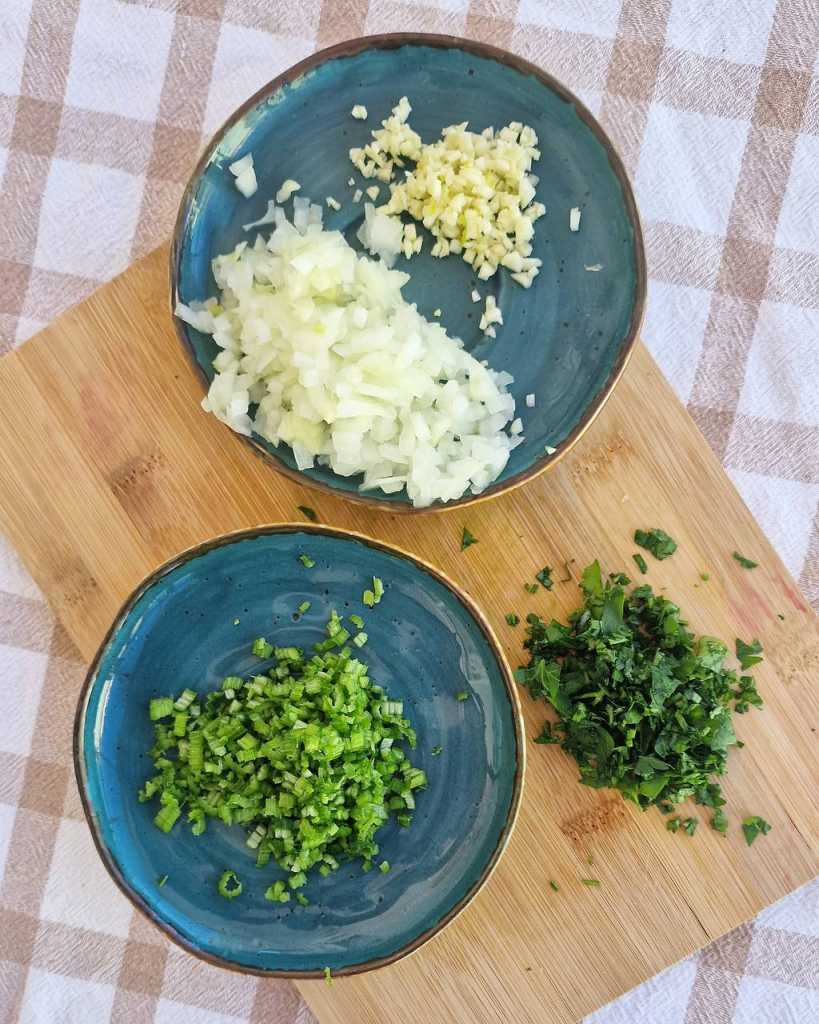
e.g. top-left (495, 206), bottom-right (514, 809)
top-left (0, 246), bottom-right (816, 1024)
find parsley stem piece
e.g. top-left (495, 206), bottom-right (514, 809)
top-left (297, 505), bottom-right (318, 522)
top-left (523, 582), bottom-right (538, 594)
top-left (581, 878), bottom-right (600, 887)
top-left (549, 880), bottom-right (559, 892)
top-left (632, 553), bottom-right (648, 575)
top-left (732, 551), bottom-right (758, 569)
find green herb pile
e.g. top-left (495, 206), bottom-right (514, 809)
top-left (516, 561), bottom-right (766, 835)
top-left (139, 611), bottom-right (426, 901)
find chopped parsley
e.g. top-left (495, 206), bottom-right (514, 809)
top-left (634, 528), bottom-right (677, 560)
top-left (581, 878), bottom-right (601, 887)
top-left (732, 551), bottom-right (758, 570)
top-left (431, 745), bottom-right (442, 756)
top-left (506, 613), bottom-right (520, 626)
top-left (742, 816), bottom-right (772, 846)
top-left (632, 553), bottom-right (648, 574)
top-left (666, 817), bottom-right (681, 833)
top-left (549, 880), bottom-right (559, 892)
top-left (517, 560), bottom-right (766, 830)
top-left (700, 573), bottom-right (710, 582)
top-left (683, 817), bottom-right (698, 837)
top-left (297, 505), bottom-right (318, 522)
top-left (524, 583), bottom-right (539, 594)
top-left (711, 808), bottom-right (728, 834)
top-left (461, 527), bottom-right (478, 550)
top-left (777, 613), bottom-right (785, 621)
top-left (736, 637), bottom-right (763, 671)
top-left (535, 567), bottom-right (554, 590)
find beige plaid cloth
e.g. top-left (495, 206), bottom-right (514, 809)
top-left (0, 1), bottom-right (817, 1022)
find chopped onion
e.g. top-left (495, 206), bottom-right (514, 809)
top-left (569, 207), bottom-right (581, 232)
top-left (178, 206), bottom-right (521, 507)
top-left (351, 104), bottom-right (368, 120)
top-left (228, 153), bottom-right (257, 198)
top-left (276, 179), bottom-right (301, 203)
top-left (525, 393), bottom-right (536, 408)
top-left (243, 200), bottom-right (277, 231)
top-left (357, 202), bottom-right (403, 266)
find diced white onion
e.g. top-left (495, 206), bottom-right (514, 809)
top-left (569, 207), bottom-right (581, 232)
top-left (276, 179), bottom-right (301, 203)
top-left (178, 206), bottom-right (521, 507)
top-left (351, 104), bottom-right (368, 120)
top-left (525, 393), bottom-right (535, 408)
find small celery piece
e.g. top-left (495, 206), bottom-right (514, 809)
top-left (373, 577), bottom-right (384, 602)
top-left (353, 631), bottom-right (368, 647)
top-left (149, 697), bottom-right (174, 721)
top-left (140, 613), bottom-right (425, 906)
top-left (252, 637), bottom-right (273, 658)
top-left (324, 967), bottom-right (333, 986)
top-left (265, 880), bottom-right (290, 903)
top-left (379, 860), bottom-right (390, 873)
top-left (349, 614), bottom-right (365, 629)
top-left (362, 589), bottom-right (375, 607)
top-left (297, 601), bottom-right (311, 615)
top-left (218, 869), bottom-right (242, 899)
top-left (154, 793), bottom-right (180, 833)
top-left (295, 892), bottom-right (310, 907)
top-left (298, 553), bottom-right (315, 568)
top-left (455, 691), bottom-right (469, 702)
top-left (174, 688), bottom-right (197, 711)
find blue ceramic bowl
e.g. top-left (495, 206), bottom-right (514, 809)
top-left (171, 34), bottom-right (645, 511)
top-left (74, 526), bottom-right (524, 975)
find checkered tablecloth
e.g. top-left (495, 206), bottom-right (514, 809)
top-left (0, 2), bottom-right (817, 1022)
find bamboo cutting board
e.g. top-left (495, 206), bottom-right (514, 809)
top-left (0, 245), bottom-right (816, 1024)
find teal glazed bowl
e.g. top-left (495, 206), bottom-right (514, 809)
top-left (74, 526), bottom-right (524, 976)
top-left (171, 34), bottom-right (646, 512)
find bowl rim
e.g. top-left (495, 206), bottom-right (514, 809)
top-left (73, 522), bottom-right (526, 978)
top-left (169, 32), bottom-right (647, 514)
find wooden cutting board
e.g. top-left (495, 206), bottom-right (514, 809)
top-left (0, 246), bottom-right (816, 1024)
